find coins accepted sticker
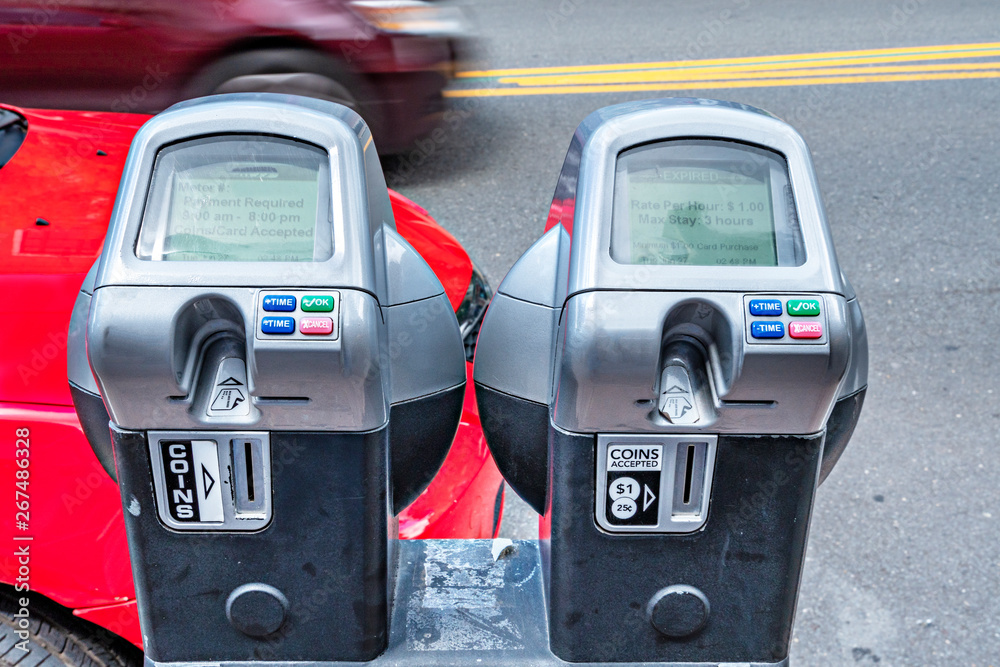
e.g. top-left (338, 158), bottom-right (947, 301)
top-left (160, 440), bottom-right (224, 523)
top-left (605, 444), bottom-right (661, 526)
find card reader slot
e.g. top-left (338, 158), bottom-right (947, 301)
top-left (255, 397), bottom-right (311, 405)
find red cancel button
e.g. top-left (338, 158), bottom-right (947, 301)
top-left (299, 317), bottom-right (334, 335)
top-left (789, 321), bottom-right (823, 339)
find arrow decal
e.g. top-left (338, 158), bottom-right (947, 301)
top-left (202, 464), bottom-right (216, 497)
top-left (643, 484), bottom-right (657, 512)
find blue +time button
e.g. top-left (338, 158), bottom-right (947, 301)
top-left (751, 321), bottom-right (785, 339)
top-left (262, 294), bottom-right (296, 312)
top-left (748, 299), bottom-right (783, 316)
top-left (261, 316), bottom-right (295, 335)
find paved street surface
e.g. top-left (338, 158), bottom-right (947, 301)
top-left (386, 1), bottom-right (1000, 664)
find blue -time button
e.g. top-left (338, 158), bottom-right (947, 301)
top-left (261, 316), bottom-right (295, 334)
top-left (749, 299), bottom-right (783, 316)
top-left (262, 295), bottom-right (296, 312)
top-left (751, 321), bottom-right (785, 339)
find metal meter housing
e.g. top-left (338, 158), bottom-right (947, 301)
top-left (473, 98), bottom-right (867, 664)
top-left (72, 94), bottom-right (466, 663)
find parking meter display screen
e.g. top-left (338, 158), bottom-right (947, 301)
top-left (611, 140), bottom-right (804, 267)
top-left (136, 135), bottom-right (333, 262)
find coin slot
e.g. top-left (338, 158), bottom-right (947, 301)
top-left (672, 442), bottom-right (708, 517)
top-left (682, 445), bottom-right (695, 504)
top-left (244, 441), bottom-right (255, 503)
top-left (231, 438), bottom-right (268, 517)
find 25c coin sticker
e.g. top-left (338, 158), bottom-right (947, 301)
top-left (611, 498), bottom-right (638, 519)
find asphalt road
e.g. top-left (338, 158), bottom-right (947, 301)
top-left (385, 1), bottom-right (1000, 665)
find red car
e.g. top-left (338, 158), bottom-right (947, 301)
top-left (0, 103), bottom-right (500, 665)
top-left (0, 0), bottom-right (468, 153)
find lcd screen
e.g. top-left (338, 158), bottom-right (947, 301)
top-left (137, 135), bottom-right (333, 262)
top-left (611, 140), bottom-right (804, 267)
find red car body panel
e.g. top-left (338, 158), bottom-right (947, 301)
top-left (73, 600), bottom-right (141, 648)
top-left (0, 402), bottom-right (134, 614)
top-left (544, 197), bottom-right (574, 237)
top-left (0, 108), bottom-right (147, 406)
top-left (390, 189), bottom-right (472, 312)
top-left (0, 104), bottom-right (501, 648)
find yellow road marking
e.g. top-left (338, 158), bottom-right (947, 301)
top-left (445, 70), bottom-right (1000, 98)
top-left (498, 58), bottom-right (1000, 87)
top-left (456, 41), bottom-right (1000, 79)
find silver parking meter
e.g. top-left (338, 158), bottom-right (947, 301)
top-left (474, 99), bottom-right (868, 664)
top-left (69, 94), bottom-right (465, 663)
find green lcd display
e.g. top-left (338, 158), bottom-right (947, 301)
top-left (611, 140), bottom-right (800, 267)
top-left (163, 162), bottom-right (319, 261)
top-left (137, 135), bottom-right (332, 262)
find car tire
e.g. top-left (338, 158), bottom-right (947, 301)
top-left (0, 590), bottom-right (141, 667)
top-left (186, 49), bottom-right (383, 136)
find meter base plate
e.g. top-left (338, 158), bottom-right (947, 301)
top-left (142, 540), bottom-right (788, 667)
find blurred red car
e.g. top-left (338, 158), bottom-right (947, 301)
top-left (0, 103), bottom-right (500, 665)
top-left (0, 0), bottom-right (468, 153)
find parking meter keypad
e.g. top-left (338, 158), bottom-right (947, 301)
top-left (255, 290), bottom-right (340, 340)
top-left (745, 294), bottom-right (827, 345)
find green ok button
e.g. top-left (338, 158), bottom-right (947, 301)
top-left (301, 295), bottom-right (334, 312)
top-left (786, 299), bottom-right (820, 316)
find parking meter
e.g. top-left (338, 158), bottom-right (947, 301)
top-left (474, 99), bottom-right (868, 664)
top-left (69, 94), bottom-right (466, 663)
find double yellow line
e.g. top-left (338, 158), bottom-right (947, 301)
top-left (446, 42), bottom-right (1000, 97)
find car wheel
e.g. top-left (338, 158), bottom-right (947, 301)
top-left (0, 590), bottom-right (141, 667)
top-left (186, 49), bottom-right (382, 134)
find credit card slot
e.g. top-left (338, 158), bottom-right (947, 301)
top-left (254, 397), bottom-right (311, 405)
top-left (719, 400), bottom-right (777, 408)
